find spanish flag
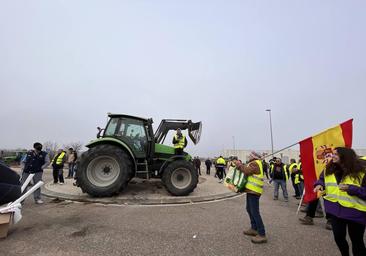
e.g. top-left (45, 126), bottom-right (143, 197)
top-left (299, 119), bottom-right (353, 203)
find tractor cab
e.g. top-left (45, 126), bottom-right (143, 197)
top-left (99, 114), bottom-right (154, 158)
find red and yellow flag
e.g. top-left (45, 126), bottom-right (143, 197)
top-left (299, 119), bottom-right (353, 203)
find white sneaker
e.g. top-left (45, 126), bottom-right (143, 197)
top-left (35, 199), bottom-right (44, 204)
top-left (59, 182), bottom-right (64, 185)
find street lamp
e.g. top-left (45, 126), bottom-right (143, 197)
top-left (265, 109), bottom-right (274, 155)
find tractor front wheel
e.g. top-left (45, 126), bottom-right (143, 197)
top-left (162, 160), bottom-right (198, 196)
top-left (76, 144), bottom-right (132, 197)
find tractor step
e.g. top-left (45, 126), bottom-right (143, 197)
top-left (135, 160), bottom-right (149, 179)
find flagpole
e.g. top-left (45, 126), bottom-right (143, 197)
top-left (261, 142), bottom-right (299, 159)
top-left (296, 188), bottom-right (306, 215)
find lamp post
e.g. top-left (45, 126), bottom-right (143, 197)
top-left (265, 109), bottom-right (274, 155)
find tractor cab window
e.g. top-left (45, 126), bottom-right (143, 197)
top-left (104, 117), bottom-right (147, 156)
top-left (104, 118), bottom-right (119, 136)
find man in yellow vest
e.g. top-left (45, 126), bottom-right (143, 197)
top-left (294, 160), bottom-right (304, 198)
top-left (236, 151), bottom-right (267, 244)
top-left (52, 149), bottom-right (66, 185)
top-left (288, 159), bottom-right (301, 199)
top-left (215, 156), bottom-right (226, 183)
top-left (172, 128), bottom-right (187, 155)
top-left (270, 158), bottom-right (289, 202)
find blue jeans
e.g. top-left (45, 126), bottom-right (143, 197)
top-left (298, 181), bottom-right (304, 196)
top-left (246, 193), bottom-right (266, 236)
top-left (273, 179), bottom-right (288, 199)
top-left (21, 172), bottom-right (43, 201)
top-left (68, 163), bottom-right (75, 178)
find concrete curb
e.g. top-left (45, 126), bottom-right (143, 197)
top-left (42, 184), bottom-right (240, 206)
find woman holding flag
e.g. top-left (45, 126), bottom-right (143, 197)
top-left (314, 147), bottom-right (366, 256)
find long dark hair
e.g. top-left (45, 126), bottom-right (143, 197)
top-left (325, 147), bottom-right (366, 183)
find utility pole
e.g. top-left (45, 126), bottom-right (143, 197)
top-left (266, 109), bottom-right (274, 155)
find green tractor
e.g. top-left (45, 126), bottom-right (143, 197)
top-left (76, 114), bottom-right (202, 197)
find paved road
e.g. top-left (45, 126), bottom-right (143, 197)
top-left (0, 178), bottom-right (347, 256)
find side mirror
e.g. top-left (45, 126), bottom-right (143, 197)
top-left (97, 127), bottom-right (102, 138)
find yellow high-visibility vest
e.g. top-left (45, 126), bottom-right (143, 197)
top-left (296, 162), bottom-right (304, 183)
top-left (361, 156), bottom-right (366, 160)
top-left (270, 164), bottom-right (289, 181)
top-left (245, 160), bottom-right (264, 195)
top-left (294, 173), bottom-right (304, 184)
top-left (216, 157), bottom-right (226, 165)
top-left (52, 151), bottom-right (66, 165)
top-left (289, 163), bottom-right (298, 173)
top-left (174, 135), bottom-right (186, 149)
top-left (324, 171), bottom-right (366, 212)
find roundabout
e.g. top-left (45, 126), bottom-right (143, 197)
top-left (42, 173), bottom-right (239, 205)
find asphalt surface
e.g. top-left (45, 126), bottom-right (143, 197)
top-left (0, 179), bottom-right (348, 256)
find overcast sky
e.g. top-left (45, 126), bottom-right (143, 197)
top-left (1, 1), bottom-right (365, 156)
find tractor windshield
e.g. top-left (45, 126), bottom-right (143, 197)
top-left (104, 117), bottom-right (148, 157)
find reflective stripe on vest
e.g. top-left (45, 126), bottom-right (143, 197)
top-left (324, 172), bottom-right (366, 212)
top-left (294, 173), bottom-right (304, 184)
top-left (245, 160), bottom-right (264, 194)
top-left (174, 135), bottom-right (186, 149)
top-left (289, 163), bottom-right (298, 173)
top-left (53, 151), bottom-right (65, 165)
top-left (284, 165), bottom-right (288, 180)
top-left (294, 174), bottom-right (299, 184)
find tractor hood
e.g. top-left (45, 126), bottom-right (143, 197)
top-left (154, 119), bottom-right (202, 145)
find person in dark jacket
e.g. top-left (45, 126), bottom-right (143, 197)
top-left (205, 158), bottom-right (212, 175)
top-left (21, 142), bottom-right (50, 204)
top-left (193, 157), bottom-right (201, 176)
top-left (0, 162), bottom-right (21, 205)
top-left (270, 158), bottom-right (289, 202)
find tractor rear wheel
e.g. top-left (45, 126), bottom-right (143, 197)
top-left (76, 144), bottom-right (132, 197)
top-left (162, 160), bottom-right (198, 196)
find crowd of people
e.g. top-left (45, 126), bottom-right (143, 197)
top-left (188, 149), bottom-right (365, 255)
top-left (0, 142), bottom-right (79, 205)
top-left (194, 153), bottom-right (304, 203)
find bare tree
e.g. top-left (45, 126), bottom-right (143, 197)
top-left (43, 141), bottom-right (59, 160)
top-left (64, 141), bottom-right (84, 153)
